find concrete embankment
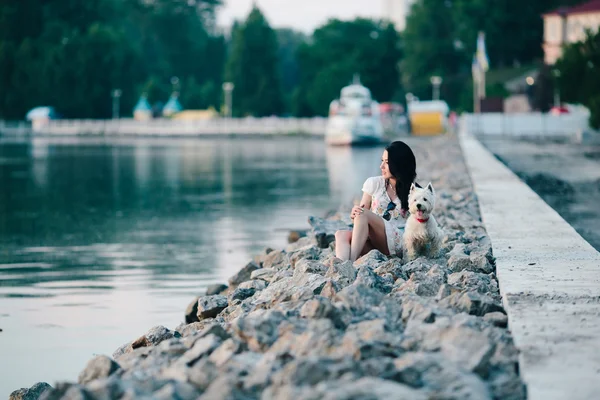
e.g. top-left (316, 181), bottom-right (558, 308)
top-left (10, 135), bottom-right (526, 400)
top-left (460, 132), bottom-right (600, 400)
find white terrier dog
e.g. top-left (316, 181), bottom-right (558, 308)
top-left (403, 182), bottom-right (444, 261)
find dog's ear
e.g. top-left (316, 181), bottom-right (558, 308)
top-left (426, 182), bottom-right (434, 193)
top-left (410, 182), bottom-right (416, 192)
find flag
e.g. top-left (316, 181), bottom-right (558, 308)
top-left (476, 31), bottom-right (489, 72)
top-left (472, 55), bottom-right (481, 83)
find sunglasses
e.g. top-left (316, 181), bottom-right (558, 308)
top-left (382, 201), bottom-right (397, 221)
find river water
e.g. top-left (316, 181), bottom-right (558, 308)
top-left (0, 136), bottom-right (391, 396)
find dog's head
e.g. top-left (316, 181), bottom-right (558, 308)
top-left (408, 182), bottom-right (436, 218)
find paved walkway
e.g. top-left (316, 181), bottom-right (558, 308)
top-left (478, 136), bottom-right (600, 251)
top-left (459, 132), bottom-right (600, 400)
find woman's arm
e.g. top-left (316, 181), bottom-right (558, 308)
top-left (359, 193), bottom-right (372, 210)
top-left (351, 193), bottom-right (373, 220)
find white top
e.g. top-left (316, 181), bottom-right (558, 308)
top-left (361, 176), bottom-right (407, 256)
top-left (362, 176), bottom-right (407, 219)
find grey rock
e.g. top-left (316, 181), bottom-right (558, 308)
top-left (228, 287), bottom-right (256, 302)
top-left (198, 375), bottom-right (251, 400)
top-left (262, 250), bottom-right (289, 270)
top-left (78, 355), bottom-right (120, 385)
top-left (438, 325), bottom-right (496, 376)
top-left (294, 259), bottom-right (328, 276)
top-left (436, 283), bottom-right (463, 300)
top-left (232, 309), bottom-right (286, 352)
top-left (185, 296), bottom-right (200, 323)
top-left (228, 261), bottom-right (261, 287)
top-left (238, 279), bottom-right (267, 291)
top-left (325, 260), bottom-right (357, 288)
top-left (308, 216), bottom-right (349, 248)
top-left (152, 381), bottom-right (199, 400)
top-left (448, 252), bottom-right (472, 272)
top-left (180, 322), bottom-right (230, 346)
top-left (393, 352), bottom-right (492, 399)
top-left (484, 311), bottom-right (508, 328)
top-left (176, 318), bottom-right (217, 337)
top-left (402, 258), bottom-right (436, 277)
top-left (374, 258), bottom-right (407, 280)
top-left (270, 356), bottom-right (359, 387)
top-left (179, 334), bottom-right (222, 366)
top-left (38, 383), bottom-right (92, 400)
top-left (440, 291), bottom-right (504, 316)
top-left (112, 325), bottom-right (177, 359)
top-left (250, 268), bottom-right (276, 282)
top-left (448, 270), bottom-right (499, 297)
top-left (208, 338), bottom-right (247, 367)
top-left (354, 265), bottom-right (392, 293)
top-left (288, 245), bottom-right (321, 268)
top-left (397, 266), bottom-right (445, 297)
top-left (196, 295), bottom-right (228, 319)
top-left (10, 382), bottom-right (52, 400)
top-left (316, 377), bottom-right (428, 400)
top-left (353, 249), bottom-right (388, 268)
top-left (320, 280), bottom-right (339, 299)
top-left (335, 284), bottom-right (384, 316)
top-left (205, 283), bottom-right (228, 296)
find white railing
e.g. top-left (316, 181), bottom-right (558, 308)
top-left (0, 120), bottom-right (32, 136)
top-left (22, 117), bottom-right (328, 137)
top-left (459, 112), bottom-right (589, 138)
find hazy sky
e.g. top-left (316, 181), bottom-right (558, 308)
top-left (217, 0), bottom-right (385, 33)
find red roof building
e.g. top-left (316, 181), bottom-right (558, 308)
top-left (542, 0), bottom-right (600, 64)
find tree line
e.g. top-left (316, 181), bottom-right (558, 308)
top-left (0, 0), bottom-right (596, 121)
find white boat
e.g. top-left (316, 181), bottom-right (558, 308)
top-left (325, 76), bottom-right (384, 146)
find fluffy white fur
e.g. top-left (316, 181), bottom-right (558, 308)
top-left (403, 182), bottom-right (444, 261)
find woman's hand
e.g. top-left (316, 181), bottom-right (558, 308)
top-left (350, 205), bottom-right (365, 220)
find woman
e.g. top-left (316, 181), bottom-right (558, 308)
top-left (335, 141), bottom-right (417, 261)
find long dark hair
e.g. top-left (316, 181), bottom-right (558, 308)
top-left (386, 141), bottom-right (416, 211)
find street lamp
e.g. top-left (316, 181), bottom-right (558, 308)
top-left (171, 76), bottom-right (180, 93)
top-left (222, 82), bottom-right (234, 118)
top-left (552, 69), bottom-right (561, 108)
top-left (111, 89), bottom-right (122, 119)
top-left (430, 76), bottom-right (442, 101)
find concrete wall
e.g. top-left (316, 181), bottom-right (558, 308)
top-left (459, 112), bottom-right (589, 138)
top-left (13, 118), bottom-right (328, 137)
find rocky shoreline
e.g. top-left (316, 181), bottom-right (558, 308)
top-left (11, 135), bottom-right (526, 400)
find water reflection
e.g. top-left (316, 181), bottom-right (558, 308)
top-left (0, 136), bottom-right (387, 396)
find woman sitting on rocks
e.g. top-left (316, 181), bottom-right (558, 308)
top-left (335, 140), bottom-right (416, 261)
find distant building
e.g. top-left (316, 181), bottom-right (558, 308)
top-left (543, 0), bottom-right (600, 64)
top-left (384, 0), bottom-right (416, 31)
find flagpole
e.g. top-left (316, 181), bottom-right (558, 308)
top-left (474, 78), bottom-right (479, 113)
top-left (476, 31), bottom-right (489, 112)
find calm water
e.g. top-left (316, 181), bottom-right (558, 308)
top-left (0, 136), bottom-right (386, 395)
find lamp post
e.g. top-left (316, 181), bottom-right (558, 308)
top-left (552, 69), bottom-right (561, 108)
top-left (430, 76), bottom-right (442, 101)
top-left (111, 89), bottom-right (122, 119)
top-left (170, 76), bottom-right (180, 94)
top-left (222, 82), bottom-right (234, 118)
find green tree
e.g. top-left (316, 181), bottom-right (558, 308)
top-left (451, 0), bottom-right (581, 68)
top-left (402, 0), bottom-right (468, 108)
top-left (0, 0), bottom-right (224, 119)
top-left (275, 28), bottom-right (307, 114)
top-left (293, 18), bottom-right (402, 117)
top-left (555, 30), bottom-right (600, 129)
top-left (224, 6), bottom-right (283, 117)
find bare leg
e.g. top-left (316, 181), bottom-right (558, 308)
top-left (334, 230), bottom-right (352, 261)
top-left (360, 240), bottom-right (375, 257)
top-left (350, 210), bottom-right (390, 261)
